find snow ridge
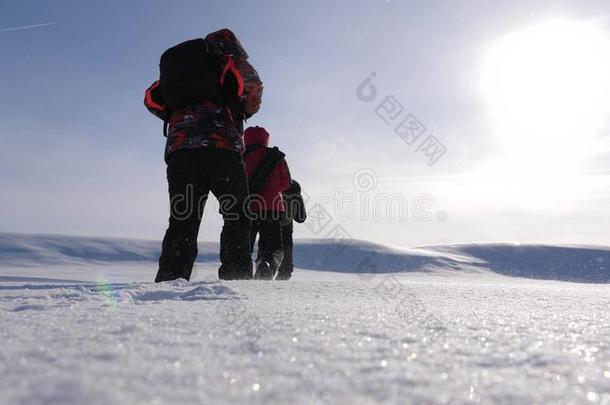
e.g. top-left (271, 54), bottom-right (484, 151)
top-left (1, 232), bottom-right (609, 282)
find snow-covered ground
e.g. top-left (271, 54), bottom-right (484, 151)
top-left (1, 233), bottom-right (610, 404)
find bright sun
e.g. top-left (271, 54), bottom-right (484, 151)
top-left (480, 19), bottom-right (610, 176)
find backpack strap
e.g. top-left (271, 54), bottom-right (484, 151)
top-left (248, 147), bottom-right (285, 195)
top-left (220, 58), bottom-right (245, 97)
top-left (206, 38), bottom-right (246, 130)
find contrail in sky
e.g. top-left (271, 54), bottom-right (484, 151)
top-left (0, 22), bottom-right (56, 33)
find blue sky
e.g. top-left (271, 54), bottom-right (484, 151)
top-left (1, 0), bottom-right (610, 246)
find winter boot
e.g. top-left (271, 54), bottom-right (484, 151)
top-left (254, 261), bottom-right (276, 280)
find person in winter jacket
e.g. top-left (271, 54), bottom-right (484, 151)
top-left (277, 180), bottom-right (307, 280)
top-left (145, 28), bottom-right (263, 282)
top-left (242, 126), bottom-right (291, 280)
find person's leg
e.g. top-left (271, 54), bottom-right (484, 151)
top-left (156, 150), bottom-right (209, 282)
top-left (276, 221), bottom-right (294, 280)
top-left (209, 150), bottom-right (253, 280)
top-left (255, 217), bottom-right (284, 279)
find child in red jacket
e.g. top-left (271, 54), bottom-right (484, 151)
top-left (243, 126), bottom-right (291, 279)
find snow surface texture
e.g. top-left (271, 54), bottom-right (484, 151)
top-left (1, 232), bottom-right (610, 404)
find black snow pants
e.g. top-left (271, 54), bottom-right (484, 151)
top-left (251, 216), bottom-right (284, 273)
top-left (156, 148), bottom-right (252, 282)
top-left (277, 222), bottom-right (294, 280)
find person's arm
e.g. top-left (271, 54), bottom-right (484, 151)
top-left (235, 58), bottom-right (263, 118)
top-left (144, 80), bottom-right (170, 121)
top-left (207, 29), bottom-right (263, 119)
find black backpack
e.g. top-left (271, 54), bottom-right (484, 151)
top-left (159, 38), bottom-right (242, 115)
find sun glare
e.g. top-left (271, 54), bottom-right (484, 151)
top-left (480, 19), bottom-right (610, 176)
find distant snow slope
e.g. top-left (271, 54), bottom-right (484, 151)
top-left (1, 232), bottom-right (609, 282)
top-left (1, 233), bottom-right (610, 404)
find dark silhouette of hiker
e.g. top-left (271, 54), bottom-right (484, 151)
top-left (242, 126), bottom-right (291, 280)
top-left (145, 29), bottom-right (263, 281)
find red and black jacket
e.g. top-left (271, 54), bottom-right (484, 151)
top-left (145, 29), bottom-right (263, 161)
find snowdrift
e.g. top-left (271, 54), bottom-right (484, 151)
top-left (0, 232), bottom-right (608, 283)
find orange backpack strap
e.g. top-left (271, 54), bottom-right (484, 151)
top-left (220, 57), bottom-right (245, 97)
top-left (145, 80), bottom-right (167, 112)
